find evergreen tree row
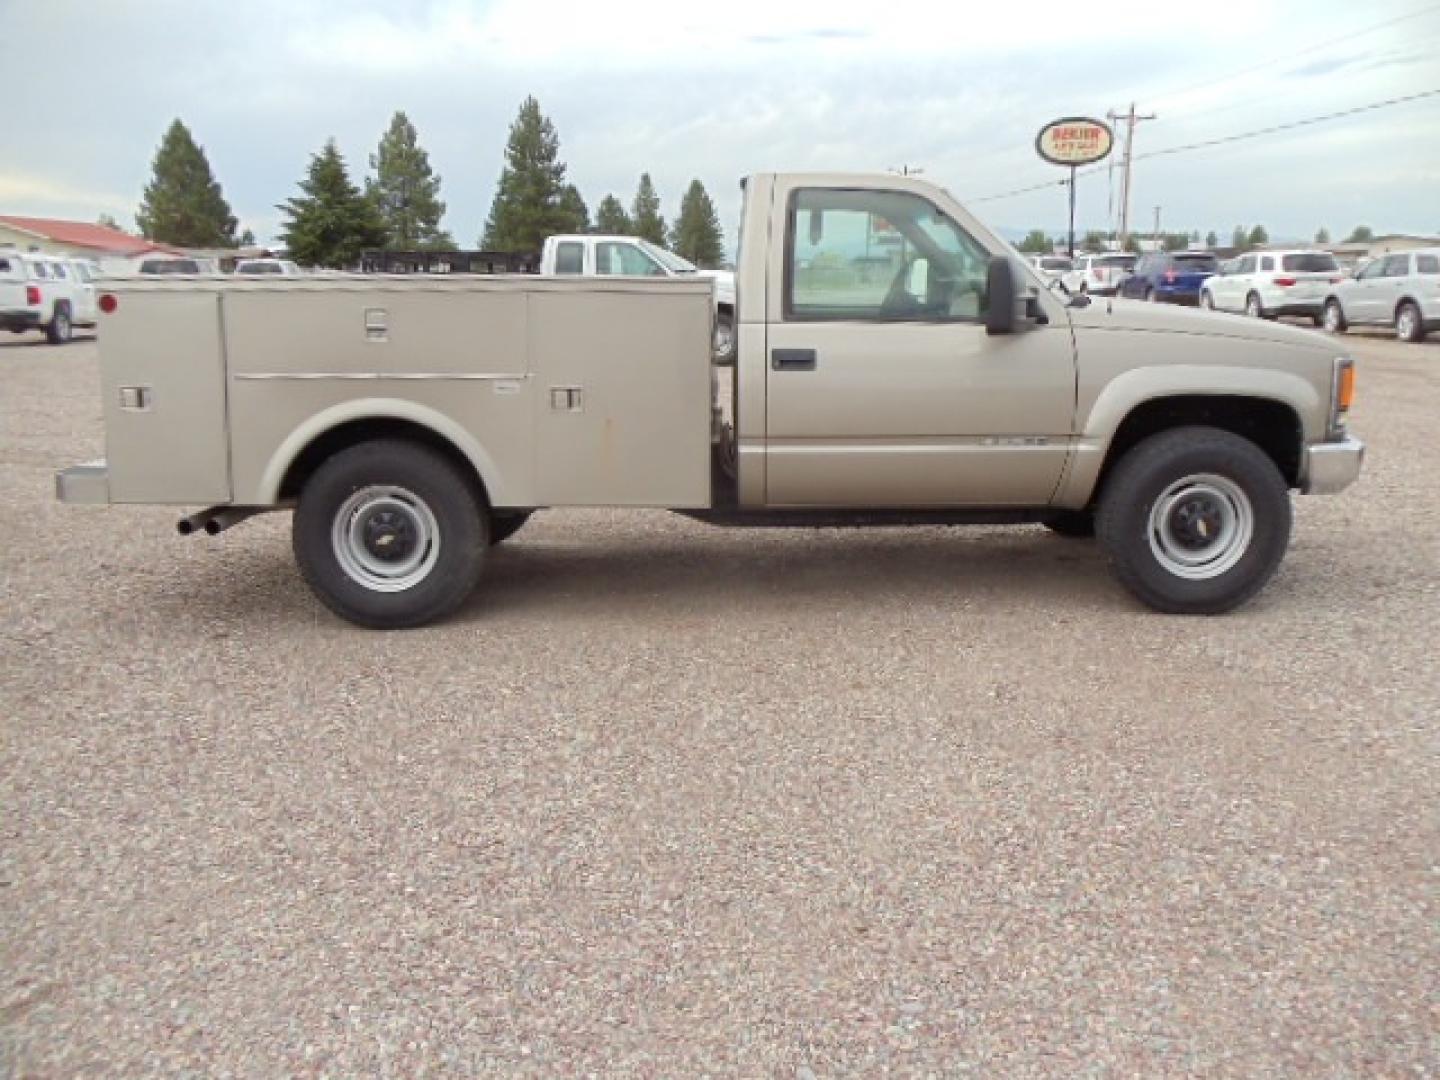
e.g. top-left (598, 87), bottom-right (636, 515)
top-left (132, 100), bottom-right (728, 269)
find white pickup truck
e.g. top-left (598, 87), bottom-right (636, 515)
top-left (540, 233), bottom-right (736, 352)
top-left (57, 171), bottom-right (1363, 628)
top-left (0, 251), bottom-right (99, 343)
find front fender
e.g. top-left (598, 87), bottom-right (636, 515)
top-left (1053, 364), bottom-right (1323, 508)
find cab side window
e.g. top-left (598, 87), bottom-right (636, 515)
top-left (1259, 256), bottom-right (1274, 272)
top-left (553, 242), bottom-right (584, 274)
top-left (785, 187), bottom-right (990, 322)
top-left (1382, 254), bottom-right (1410, 277)
top-left (596, 243), bottom-right (663, 276)
top-left (1237, 255), bottom-right (1257, 274)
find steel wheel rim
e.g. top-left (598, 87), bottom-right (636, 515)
top-left (331, 485), bottom-right (441, 592)
top-left (1324, 303), bottom-right (1341, 331)
top-left (1246, 296), bottom-right (1260, 317)
top-left (1147, 473), bottom-right (1254, 580)
top-left (1398, 307), bottom-right (1415, 339)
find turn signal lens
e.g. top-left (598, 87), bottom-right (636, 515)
top-left (25, 284), bottom-right (40, 305)
top-left (98, 293), bottom-right (118, 314)
top-left (1337, 362), bottom-right (1356, 412)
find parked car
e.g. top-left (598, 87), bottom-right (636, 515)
top-left (0, 252), bottom-right (99, 343)
top-left (540, 234), bottom-right (736, 353)
top-left (57, 170), bottom-right (1363, 628)
top-left (1322, 249), bottom-right (1439, 343)
top-left (1117, 252), bottom-right (1220, 304)
top-left (1200, 249), bottom-right (1341, 323)
top-left (1062, 253), bottom-right (1136, 296)
top-left (233, 258), bottom-right (302, 276)
top-left (1028, 255), bottom-right (1073, 284)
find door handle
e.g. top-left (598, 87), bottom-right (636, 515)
top-left (771, 348), bottom-right (817, 371)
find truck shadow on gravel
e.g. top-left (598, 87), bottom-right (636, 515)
top-left (456, 527), bottom-right (1130, 622)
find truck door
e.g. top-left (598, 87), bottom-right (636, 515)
top-left (763, 185), bottom-right (1075, 508)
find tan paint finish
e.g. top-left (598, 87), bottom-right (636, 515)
top-left (101, 291), bottom-right (230, 504)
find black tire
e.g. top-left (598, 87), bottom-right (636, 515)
top-left (1323, 299), bottom-right (1347, 334)
top-left (1396, 301), bottom-right (1425, 343)
top-left (1096, 426), bottom-right (1292, 615)
top-left (1042, 510), bottom-right (1096, 538)
top-left (293, 439), bottom-right (487, 628)
top-left (1145, 287), bottom-right (1158, 303)
top-left (46, 304), bottom-right (72, 344)
top-left (489, 510), bottom-right (532, 545)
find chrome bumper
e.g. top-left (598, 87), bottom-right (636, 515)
top-left (1302, 437), bottom-right (1364, 495)
top-left (55, 460), bottom-right (110, 504)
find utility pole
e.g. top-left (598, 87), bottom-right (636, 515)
top-left (1153, 205), bottom-right (1162, 249)
top-left (1107, 103), bottom-right (1156, 250)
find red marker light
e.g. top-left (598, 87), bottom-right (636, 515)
top-left (25, 285), bottom-right (40, 305)
top-left (1274, 277), bottom-right (1296, 287)
top-left (98, 293), bottom-right (118, 314)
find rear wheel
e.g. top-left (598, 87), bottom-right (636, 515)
top-left (293, 439), bottom-right (487, 628)
top-left (1396, 301), bottom-right (1425, 343)
top-left (1199, 290), bottom-right (1214, 310)
top-left (1096, 426), bottom-right (1291, 614)
top-left (46, 304), bottom-right (72, 344)
top-left (1323, 299), bottom-right (1347, 333)
top-left (1145, 287), bottom-right (1158, 303)
top-left (1245, 292), bottom-right (1264, 319)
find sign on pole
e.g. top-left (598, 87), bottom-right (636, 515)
top-left (1035, 117), bottom-right (1114, 257)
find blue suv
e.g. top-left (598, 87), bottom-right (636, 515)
top-left (1117, 252), bottom-right (1220, 305)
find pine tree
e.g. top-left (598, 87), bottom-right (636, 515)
top-left (595, 194), bottom-right (630, 234)
top-left (669, 179), bottom-right (725, 267)
top-left (368, 111), bottom-right (453, 250)
top-left (1205, 230), bottom-right (1218, 248)
top-left (630, 173), bottom-right (666, 245)
top-left (278, 139), bottom-right (388, 268)
top-left (1346, 225), bottom-right (1373, 243)
top-left (557, 184), bottom-right (589, 233)
top-left (1019, 229), bottom-right (1050, 253)
top-left (1315, 227), bottom-right (1330, 244)
top-left (136, 119), bottom-right (238, 247)
top-left (1247, 224), bottom-right (1269, 248)
top-left (97, 213), bottom-right (122, 231)
top-left (239, 227), bottom-right (255, 247)
top-left (481, 97), bottom-right (571, 252)
top-left (1231, 225), bottom-right (1248, 250)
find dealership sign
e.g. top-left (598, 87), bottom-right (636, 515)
top-left (1035, 117), bottom-right (1114, 167)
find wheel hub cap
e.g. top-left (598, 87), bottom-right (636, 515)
top-left (331, 486), bottom-right (440, 592)
top-left (1148, 474), bottom-right (1255, 580)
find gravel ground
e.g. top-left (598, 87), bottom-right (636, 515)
top-left (2, 327), bottom-right (1437, 1076)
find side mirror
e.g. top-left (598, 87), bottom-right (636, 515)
top-left (986, 255), bottom-right (1045, 335)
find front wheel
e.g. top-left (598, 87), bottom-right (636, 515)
top-left (1396, 301), bottom-right (1425, 343)
top-left (1245, 292), bottom-right (1264, 319)
top-left (1323, 300), bottom-right (1347, 333)
top-left (1096, 427), bottom-right (1291, 614)
top-left (1200, 290), bottom-right (1214, 310)
top-left (1146, 287), bottom-right (1158, 303)
top-left (293, 439), bottom-right (487, 628)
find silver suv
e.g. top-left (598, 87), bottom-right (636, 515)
top-left (1323, 249), bottom-right (1439, 343)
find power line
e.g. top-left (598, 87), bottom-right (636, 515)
top-left (968, 88), bottom-right (1440, 204)
top-left (1145, 1), bottom-right (1440, 110)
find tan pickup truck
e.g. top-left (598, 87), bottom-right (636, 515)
top-left (57, 172), bottom-right (1363, 628)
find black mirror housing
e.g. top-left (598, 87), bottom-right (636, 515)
top-left (986, 255), bottom-right (1044, 335)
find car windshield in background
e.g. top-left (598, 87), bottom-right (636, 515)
top-left (1282, 253), bottom-right (1340, 273)
top-left (236, 262), bottom-right (283, 274)
top-left (1096, 256), bottom-right (1134, 269)
top-left (1173, 255), bottom-right (1218, 272)
top-left (1040, 258), bottom-right (1072, 271)
top-left (140, 259), bottom-right (201, 274)
top-left (641, 242), bottom-right (696, 274)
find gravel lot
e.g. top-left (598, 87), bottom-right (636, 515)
top-left (2, 327), bottom-right (1437, 1076)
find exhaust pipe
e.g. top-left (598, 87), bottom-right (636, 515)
top-left (203, 507), bottom-right (262, 535)
top-left (177, 506), bottom-right (264, 536)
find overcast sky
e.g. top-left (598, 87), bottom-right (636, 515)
top-left (3, 0), bottom-right (1438, 250)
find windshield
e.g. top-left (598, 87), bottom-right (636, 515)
top-left (639, 241), bottom-right (696, 274)
top-left (1095, 255), bottom-right (1135, 269)
top-left (1172, 254), bottom-right (1219, 273)
top-left (1039, 257), bottom-right (1072, 271)
top-left (1281, 253), bottom-right (1339, 273)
